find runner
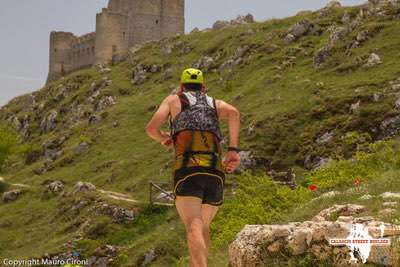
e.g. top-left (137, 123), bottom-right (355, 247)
top-left (146, 68), bottom-right (241, 267)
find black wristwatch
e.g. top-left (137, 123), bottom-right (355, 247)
top-left (228, 147), bottom-right (241, 153)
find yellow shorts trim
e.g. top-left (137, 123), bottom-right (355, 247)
top-left (173, 172), bottom-right (224, 195)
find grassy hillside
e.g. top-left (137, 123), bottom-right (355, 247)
top-left (1, 1), bottom-right (400, 266)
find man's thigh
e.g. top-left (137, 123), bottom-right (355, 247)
top-left (201, 204), bottom-right (219, 226)
top-left (175, 196), bottom-right (203, 228)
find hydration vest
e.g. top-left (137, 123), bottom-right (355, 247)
top-left (170, 91), bottom-right (222, 142)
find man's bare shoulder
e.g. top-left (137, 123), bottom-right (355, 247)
top-left (163, 94), bottom-right (179, 104)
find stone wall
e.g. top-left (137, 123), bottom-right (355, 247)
top-left (71, 32), bottom-right (96, 70)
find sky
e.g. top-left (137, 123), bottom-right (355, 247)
top-left (0, 0), bottom-right (366, 107)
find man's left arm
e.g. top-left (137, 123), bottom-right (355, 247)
top-left (145, 96), bottom-right (173, 146)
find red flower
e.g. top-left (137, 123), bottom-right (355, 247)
top-left (308, 185), bottom-right (317, 191)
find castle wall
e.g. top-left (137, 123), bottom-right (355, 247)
top-left (94, 8), bottom-right (128, 65)
top-left (47, 31), bottom-right (75, 82)
top-left (71, 32), bottom-right (96, 70)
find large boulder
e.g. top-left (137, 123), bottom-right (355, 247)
top-left (229, 205), bottom-right (400, 267)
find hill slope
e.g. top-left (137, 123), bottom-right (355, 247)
top-left (1, 1), bottom-right (400, 266)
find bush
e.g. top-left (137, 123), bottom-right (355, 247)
top-left (305, 140), bottom-right (400, 190)
top-left (0, 125), bottom-right (17, 173)
top-left (211, 172), bottom-right (312, 247)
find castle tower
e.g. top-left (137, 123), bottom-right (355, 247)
top-left (47, 31), bottom-right (75, 82)
top-left (94, 7), bottom-right (128, 65)
top-left (126, 0), bottom-right (185, 46)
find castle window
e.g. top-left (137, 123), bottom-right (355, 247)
top-left (92, 46), bottom-right (95, 53)
top-left (112, 45), bottom-right (117, 53)
top-left (123, 32), bottom-right (126, 39)
top-left (155, 20), bottom-right (159, 24)
top-left (54, 49), bottom-right (57, 53)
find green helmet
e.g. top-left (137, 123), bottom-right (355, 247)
top-left (181, 68), bottom-right (204, 84)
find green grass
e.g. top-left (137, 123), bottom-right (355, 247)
top-left (1, 2), bottom-right (400, 266)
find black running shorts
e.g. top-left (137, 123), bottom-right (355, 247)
top-left (173, 168), bottom-right (225, 206)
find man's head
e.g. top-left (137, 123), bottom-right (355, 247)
top-left (181, 68), bottom-right (204, 91)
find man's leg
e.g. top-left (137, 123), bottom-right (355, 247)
top-left (175, 196), bottom-right (207, 267)
top-left (201, 204), bottom-right (219, 255)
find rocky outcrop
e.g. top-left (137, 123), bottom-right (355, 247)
top-left (363, 53), bottom-right (382, 68)
top-left (2, 189), bottom-right (23, 203)
top-left (46, 180), bottom-right (65, 193)
top-left (229, 204), bottom-right (400, 267)
top-left (284, 20), bottom-right (314, 44)
top-left (89, 200), bottom-right (136, 223)
top-left (73, 181), bottom-right (96, 194)
top-left (40, 110), bottom-right (58, 133)
top-left (89, 245), bottom-right (118, 267)
top-left (212, 14), bottom-right (254, 30)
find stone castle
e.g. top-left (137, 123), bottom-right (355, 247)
top-left (47, 0), bottom-right (185, 82)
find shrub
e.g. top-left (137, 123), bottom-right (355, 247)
top-left (0, 125), bottom-right (17, 173)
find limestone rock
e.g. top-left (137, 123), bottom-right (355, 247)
top-left (46, 180), bottom-right (65, 193)
top-left (132, 66), bottom-right (148, 85)
top-left (231, 14), bottom-right (255, 25)
top-left (284, 20), bottom-right (316, 44)
top-left (238, 151), bottom-right (257, 170)
top-left (190, 27), bottom-right (200, 33)
top-left (193, 56), bottom-right (214, 71)
top-left (229, 205), bottom-right (400, 267)
top-left (380, 192), bottom-right (400, 199)
top-left (2, 189), bottom-right (23, 203)
top-left (382, 202), bottom-right (398, 208)
top-left (313, 204), bottom-right (367, 222)
top-left (314, 46), bottom-right (331, 68)
top-left (364, 53), bottom-right (382, 68)
top-left (74, 142), bottom-right (89, 155)
top-left (360, 194), bottom-right (374, 200)
top-left (90, 201), bottom-right (136, 223)
top-left (350, 100), bottom-right (361, 114)
top-left (341, 11), bottom-right (352, 23)
top-left (316, 131), bottom-right (334, 144)
top-left (378, 116), bottom-right (400, 139)
top-left (40, 110), bottom-right (58, 133)
top-left (325, 1), bottom-right (342, 9)
top-left (286, 20), bottom-right (314, 43)
top-left (141, 249), bottom-right (156, 266)
top-left (212, 20), bottom-right (230, 30)
top-left (73, 181), bottom-right (96, 194)
top-left (283, 34), bottom-right (296, 45)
